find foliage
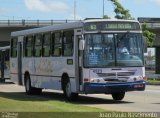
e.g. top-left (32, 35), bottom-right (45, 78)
top-left (109, 0), bottom-right (134, 20)
top-left (142, 23), bottom-right (156, 47)
top-left (147, 79), bottom-right (160, 85)
top-left (103, 15), bottom-right (110, 19)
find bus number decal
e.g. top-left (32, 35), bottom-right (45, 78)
top-left (92, 69), bottom-right (102, 73)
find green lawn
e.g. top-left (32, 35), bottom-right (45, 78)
top-left (147, 79), bottom-right (160, 85)
top-left (0, 91), bottom-right (107, 118)
top-left (0, 92), bottom-right (106, 112)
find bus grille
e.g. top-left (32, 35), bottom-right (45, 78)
top-left (97, 72), bottom-right (135, 77)
top-left (97, 71), bottom-right (135, 83)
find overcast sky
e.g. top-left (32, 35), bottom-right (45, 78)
top-left (0, 0), bottom-right (160, 20)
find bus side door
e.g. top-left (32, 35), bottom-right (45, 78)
top-left (17, 36), bottom-right (23, 85)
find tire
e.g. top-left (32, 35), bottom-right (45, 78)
top-left (63, 79), bottom-right (78, 101)
top-left (34, 88), bottom-right (42, 95)
top-left (25, 74), bottom-right (42, 95)
top-left (111, 92), bottom-right (125, 101)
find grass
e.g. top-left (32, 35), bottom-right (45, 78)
top-left (147, 79), bottom-right (160, 85)
top-left (0, 91), bottom-right (107, 118)
top-left (146, 70), bottom-right (160, 85)
top-left (0, 92), bottom-right (105, 112)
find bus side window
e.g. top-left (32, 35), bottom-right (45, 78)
top-left (11, 38), bottom-right (17, 57)
top-left (42, 33), bottom-right (51, 57)
top-left (34, 34), bottom-right (42, 57)
top-left (25, 36), bottom-right (33, 57)
top-left (52, 32), bottom-right (61, 56)
top-left (62, 31), bottom-right (74, 56)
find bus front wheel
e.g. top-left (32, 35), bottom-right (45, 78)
top-left (63, 79), bottom-right (78, 101)
top-left (111, 92), bottom-right (125, 101)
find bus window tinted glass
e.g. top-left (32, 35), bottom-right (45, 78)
top-left (11, 38), bottom-right (17, 57)
top-left (43, 33), bottom-right (51, 57)
top-left (34, 34), bottom-right (42, 57)
top-left (25, 36), bottom-right (33, 57)
top-left (52, 32), bottom-right (61, 56)
top-left (63, 31), bottom-right (74, 56)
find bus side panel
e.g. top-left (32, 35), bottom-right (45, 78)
top-left (22, 57), bottom-right (76, 92)
top-left (31, 75), bottom-right (62, 90)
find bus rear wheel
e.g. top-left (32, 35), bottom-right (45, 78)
top-left (111, 92), bottom-right (125, 101)
top-left (25, 75), bottom-right (42, 95)
top-left (63, 79), bottom-right (78, 101)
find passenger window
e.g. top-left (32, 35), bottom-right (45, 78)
top-left (25, 36), bottom-right (33, 57)
top-left (11, 38), bottom-right (17, 57)
top-left (43, 33), bottom-right (51, 57)
top-left (34, 34), bottom-right (42, 57)
top-left (63, 31), bottom-right (74, 56)
top-left (52, 32), bottom-right (61, 56)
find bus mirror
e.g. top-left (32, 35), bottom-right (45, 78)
top-left (79, 40), bottom-right (85, 50)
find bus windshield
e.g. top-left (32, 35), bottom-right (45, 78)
top-left (84, 33), bottom-right (143, 68)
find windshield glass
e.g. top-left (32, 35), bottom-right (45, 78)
top-left (84, 33), bottom-right (143, 68)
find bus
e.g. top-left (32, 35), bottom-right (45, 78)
top-left (10, 19), bottom-right (146, 101)
top-left (0, 46), bottom-right (10, 82)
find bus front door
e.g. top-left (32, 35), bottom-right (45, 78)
top-left (75, 28), bottom-right (83, 92)
top-left (17, 41), bottom-right (22, 85)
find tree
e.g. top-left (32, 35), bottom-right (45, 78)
top-left (109, 0), bottom-right (134, 20)
top-left (103, 15), bottom-right (110, 19)
top-left (142, 23), bottom-right (156, 47)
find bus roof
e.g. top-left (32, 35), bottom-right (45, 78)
top-left (11, 21), bottom-right (84, 37)
top-left (11, 19), bottom-right (140, 37)
top-left (83, 19), bottom-right (139, 23)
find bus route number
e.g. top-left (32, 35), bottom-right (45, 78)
top-left (92, 69), bottom-right (102, 73)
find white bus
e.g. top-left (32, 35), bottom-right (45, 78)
top-left (10, 19), bottom-right (146, 101)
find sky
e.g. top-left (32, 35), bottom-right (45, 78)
top-left (0, 0), bottom-right (160, 20)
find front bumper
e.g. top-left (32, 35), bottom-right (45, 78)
top-left (84, 81), bottom-right (146, 94)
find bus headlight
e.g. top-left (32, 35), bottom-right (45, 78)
top-left (133, 76), bottom-right (143, 81)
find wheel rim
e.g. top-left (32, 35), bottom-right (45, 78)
top-left (66, 82), bottom-right (71, 97)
